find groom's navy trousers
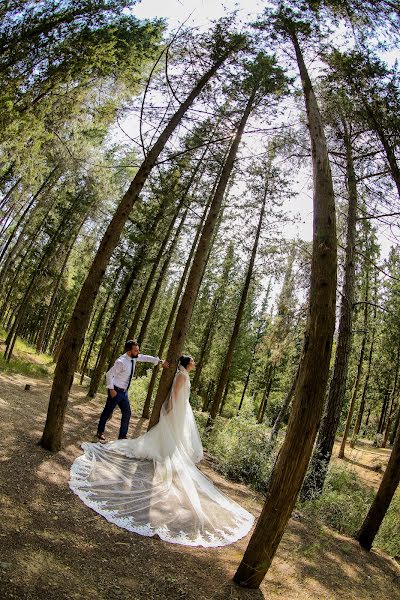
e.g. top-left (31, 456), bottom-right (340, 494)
top-left (97, 386), bottom-right (131, 439)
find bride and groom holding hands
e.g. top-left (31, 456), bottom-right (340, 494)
top-left (69, 338), bottom-right (254, 547)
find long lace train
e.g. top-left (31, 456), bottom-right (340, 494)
top-left (69, 367), bottom-right (254, 547)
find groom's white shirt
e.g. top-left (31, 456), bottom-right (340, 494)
top-left (106, 352), bottom-right (160, 391)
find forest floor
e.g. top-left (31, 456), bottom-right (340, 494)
top-left (0, 360), bottom-right (399, 599)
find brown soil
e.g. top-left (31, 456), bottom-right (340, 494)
top-left (0, 371), bottom-right (399, 600)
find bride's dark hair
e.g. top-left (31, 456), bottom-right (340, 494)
top-left (179, 355), bottom-right (192, 369)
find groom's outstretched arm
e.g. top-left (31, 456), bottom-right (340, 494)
top-left (138, 354), bottom-right (169, 368)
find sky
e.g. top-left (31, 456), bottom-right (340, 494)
top-left (126, 0), bottom-right (315, 245)
top-left (123, 1), bottom-right (399, 258)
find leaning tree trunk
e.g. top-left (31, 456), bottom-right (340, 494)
top-left (338, 278), bottom-right (369, 459)
top-left (141, 198), bottom-right (210, 419)
top-left (149, 92), bottom-right (255, 429)
top-left (234, 26), bottom-right (337, 589)
top-left (138, 208), bottom-right (189, 347)
top-left (301, 120), bottom-right (357, 497)
top-left (87, 199), bottom-right (179, 396)
top-left (4, 194), bottom-right (85, 361)
top-left (257, 366), bottom-right (275, 425)
top-left (350, 327), bottom-right (375, 445)
top-left (40, 54), bottom-right (233, 451)
top-left (356, 424), bottom-right (400, 550)
top-left (237, 325), bottom-right (263, 413)
top-left (269, 367), bottom-right (299, 443)
top-left (148, 91), bottom-right (256, 430)
top-left (208, 182), bottom-right (267, 424)
top-left (382, 358), bottom-right (399, 448)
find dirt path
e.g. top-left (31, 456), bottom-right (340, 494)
top-left (0, 372), bottom-right (399, 600)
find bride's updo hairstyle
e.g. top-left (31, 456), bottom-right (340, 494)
top-left (179, 355), bottom-right (192, 370)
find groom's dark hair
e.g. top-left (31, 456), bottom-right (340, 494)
top-left (125, 339), bottom-right (139, 351)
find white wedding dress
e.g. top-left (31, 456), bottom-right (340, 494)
top-left (69, 366), bottom-right (254, 547)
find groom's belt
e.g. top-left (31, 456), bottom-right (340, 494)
top-left (113, 385), bottom-right (128, 393)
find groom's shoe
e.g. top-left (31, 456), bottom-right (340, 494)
top-left (118, 436), bottom-right (128, 440)
top-left (96, 432), bottom-right (107, 441)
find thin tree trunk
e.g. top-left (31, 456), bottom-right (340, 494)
top-left (208, 184), bottom-right (267, 424)
top-left (257, 367), bottom-right (274, 424)
top-left (41, 53), bottom-right (232, 451)
top-left (4, 194), bottom-right (85, 360)
top-left (0, 166), bottom-right (58, 266)
top-left (350, 328), bottom-right (375, 445)
top-left (138, 208), bottom-right (189, 347)
top-left (338, 285), bottom-right (369, 459)
top-left (390, 405), bottom-right (400, 446)
top-left (126, 202), bottom-right (184, 341)
top-left (148, 90), bottom-right (256, 431)
top-left (356, 425), bottom-right (400, 550)
top-left (382, 358), bottom-right (399, 448)
top-left (0, 176), bottom-right (21, 212)
top-left (141, 191), bottom-right (212, 419)
top-left (36, 223), bottom-right (83, 354)
top-left (270, 367), bottom-right (299, 443)
top-left (79, 291), bottom-right (114, 384)
top-left (219, 379), bottom-right (230, 416)
top-left (234, 25), bottom-right (337, 589)
top-left (301, 117), bottom-right (357, 497)
top-left (378, 386), bottom-right (390, 434)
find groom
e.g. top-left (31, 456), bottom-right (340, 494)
top-left (96, 339), bottom-right (169, 441)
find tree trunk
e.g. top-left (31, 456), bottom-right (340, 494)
top-left (36, 224), bottom-right (83, 354)
top-left (208, 182), bottom-right (267, 424)
top-left (219, 379), bottom-right (230, 416)
top-left (4, 194), bottom-right (85, 360)
top-left (301, 117), bottom-right (357, 497)
top-left (78, 291), bottom-right (114, 384)
top-left (148, 91), bottom-right (256, 431)
top-left (351, 327), bottom-right (375, 444)
top-left (257, 367), bottom-right (274, 425)
top-left (338, 285), bottom-right (369, 459)
top-left (382, 358), bottom-right (399, 447)
top-left (40, 54), bottom-right (231, 451)
top-left (138, 208), bottom-right (189, 347)
top-left (378, 386), bottom-right (390, 434)
top-left (356, 425), bottom-right (400, 550)
top-left (234, 25), bottom-right (337, 589)
top-left (192, 244), bottom-right (234, 393)
top-left (141, 198), bottom-right (210, 419)
top-left (126, 202), bottom-right (184, 341)
top-left (270, 367), bottom-right (299, 443)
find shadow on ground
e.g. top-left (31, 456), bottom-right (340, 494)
top-left (0, 372), bottom-right (399, 600)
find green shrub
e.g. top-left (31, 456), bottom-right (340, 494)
top-left (299, 466), bottom-right (375, 536)
top-left (376, 489), bottom-right (400, 558)
top-left (200, 414), bottom-right (277, 493)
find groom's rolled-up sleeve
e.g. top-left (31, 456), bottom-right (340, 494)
top-left (137, 354), bottom-right (160, 365)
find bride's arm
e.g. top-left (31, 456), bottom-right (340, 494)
top-left (166, 372), bottom-right (185, 413)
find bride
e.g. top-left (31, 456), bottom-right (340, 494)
top-left (69, 355), bottom-right (254, 547)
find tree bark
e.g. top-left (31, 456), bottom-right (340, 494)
top-left (338, 283), bottom-right (369, 459)
top-left (382, 356), bottom-right (399, 447)
top-left (356, 424), bottom-right (400, 550)
top-left (234, 24), bottom-right (337, 589)
top-left (270, 367), bottom-right (299, 443)
top-left (141, 198), bottom-right (210, 419)
top-left (148, 91), bottom-right (256, 431)
top-left (301, 117), bottom-right (357, 497)
top-left (41, 54), bottom-right (231, 451)
top-left (208, 181), bottom-right (267, 424)
top-left (350, 327), bottom-right (375, 444)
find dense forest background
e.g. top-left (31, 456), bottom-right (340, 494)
top-left (0, 0), bottom-right (399, 591)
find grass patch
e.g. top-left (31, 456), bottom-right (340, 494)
top-left (299, 465), bottom-right (400, 558)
